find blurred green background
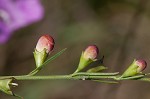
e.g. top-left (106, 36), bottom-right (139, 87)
top-left (1, 0), bottom-right (150, 99)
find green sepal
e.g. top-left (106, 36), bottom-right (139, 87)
top-left (121, 59), bottom-right (139, 78)
top-left (74, 52), bottom-right (96, 73)
top-left (33, 48), bottom-right (47, 68)
top-left (0, 78), bottom-right (22, 99)
top-left (0, 78), bottom-right (13, 95)
top-left (87, 66), bottom-right (108, 73)
top-left (29, 48), bottom-right (67, 75)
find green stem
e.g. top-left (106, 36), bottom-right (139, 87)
top-left (19, 75), bottom-right (116, 80)
top-left (0, 73), bottom-right (147, 82)
top-left (0, 74), bottom-right (116, 81)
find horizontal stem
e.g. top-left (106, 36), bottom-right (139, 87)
top-left (20, 75), bottom-right (116, 80)
top-left (0, 73), bottom-right (147, 82)
top-left (15, 75), bottom-right (72, 80)
top-left (0, 74), bottom-right (116, 81)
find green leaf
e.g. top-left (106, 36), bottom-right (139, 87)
top-left (13, 94), bottom-right (23, 99)
top-left (87, 66), bottom-right (108, 73)
top-left (93, 80), bottom-right (118, 84)
top-left (28, 48), bottom-right (67, 75)
top-left (72, 72), bottom-right (119, 77)
top-left (119, 75), bottom-right (145, 80)
top-left (41, 48), bottom-right (67, 67)
top-left (139, 78), bottom-right (150, 82)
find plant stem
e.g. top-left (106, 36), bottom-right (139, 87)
top-left (0, 74), bottom-right (116, 81)
top-left (0, 73), bottom-right (147, 82)
top-left (24, 75), bottom-right (115, 80)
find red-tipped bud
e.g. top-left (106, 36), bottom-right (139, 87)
top-left (74, 45), bottom-right (99, 73)
top-left (136, 59), bottom-right (147, 72)
top-left (122, 59), bottom-right (147, 77)
top-left (34, 34), bottom-right (55, 68)
top-left (36, 34), bottom-right (54, 53)
top-left (83, 45), bottom-right (99, 60)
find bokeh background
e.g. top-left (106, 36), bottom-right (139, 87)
top-left (0, 0), bottom-right (150, 99)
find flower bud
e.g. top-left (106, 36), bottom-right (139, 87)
top-left (74, 45), bottom-right (99, 73)
top-left (122, 59), bottom-right (147, 77)
top-left (36, 34), bottom-right (54, 53)
top-left (136, 59), bottom-right (147, 72)
top-left (83, 45), bottom-right (99, 60)
top-left (34, 34), bottom-right (55, 68)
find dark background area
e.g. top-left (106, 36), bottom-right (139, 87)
top-left (0, 0), bottom-right (150, 99)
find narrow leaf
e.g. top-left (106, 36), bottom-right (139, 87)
top-left (13, 94), bottom-right (24, 99)
top-left (72, 72), bottom-right (119, 77)
top-left (139, 78), bottom-right (150, 82)
top-left (87, 66), bottom-right (108, 73)
top-left (93, 80), bottom-right (118, 84)
top-left (42, 48), bottom-right (67, 67)
top-left (120, 74), bottom-right (145, 80)
top-left (28, 48), bottom-right (67, 76)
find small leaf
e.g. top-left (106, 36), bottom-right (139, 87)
top-left (13, 93), bottom-right (24, 99)
top-left (28, 48), bottom-right (67, 75)
top-left (87, 66), bottom-right (108, 73)
top-left (93, 80), bottom-right (118, 84)
top-left (42, 48), bottom-right (67, 67)
top-left (120, 75), bottom-right (145, 80)
top-left (72, 72), bottom-right (119, 77)
top-left (139, 78), bottom-right (150, 82)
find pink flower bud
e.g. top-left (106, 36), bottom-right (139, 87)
top-left (36, 34), bottom-right (54, 53)
top-left (83, 45), bottom-right (99, 60)
top-left (136, 59), bottom-right (147, 72)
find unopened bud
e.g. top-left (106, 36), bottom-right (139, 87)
top-left (36, 34), bottom-right (54, 53)
top-left (122, 59), bottom-right (147, 77)
top-left (136, 59), bottom-right (147, 72)
top-left (74, 45), bottom-right (99, 73)
top-left (34, 34), bottom-right (55, 68)
top-left (83, 45), bottom-right (99, 60)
